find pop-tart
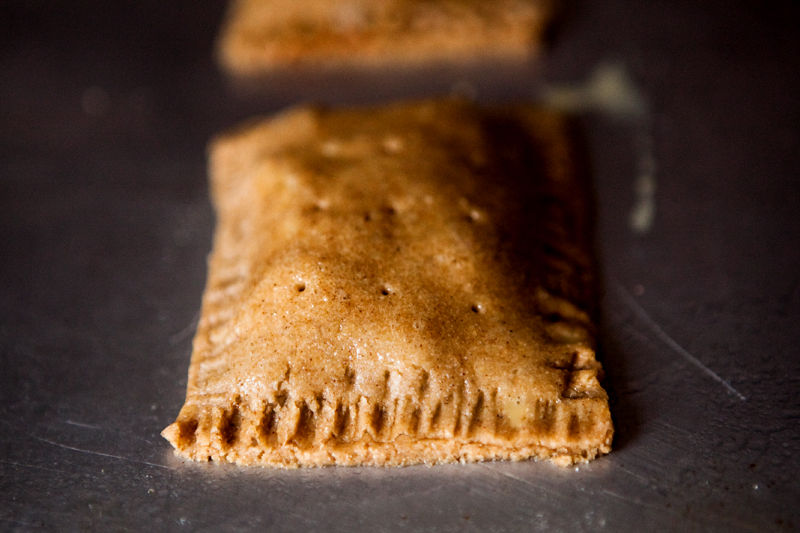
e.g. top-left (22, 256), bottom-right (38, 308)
top-left (162, 99), bottom-right (612, 467)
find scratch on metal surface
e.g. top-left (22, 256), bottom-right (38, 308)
top-left (395, 483), bottom-right (447, 500)
top-left (612, 281), bottom-right (747, 401)
top-left (59, 420), bottom-right (160, 446)
top-left (65, 420), bottom-right (102, 430)
top-left (478, 464), bottom-right (564, 498)
top-left (30, 435), bottom-right (175, 470)
top-left (655, 419), bottom-right (694, 436)
top-left (0, 459), bottom-right (71, 476)
top-left (621, 321), bottom-right (661, 350)
top-left (615, 464), bottom-right (652, 486)
top-left (600, 489), bottom-right (664, 511)
top-left (0, 517), bottom-right (38, 527)
top-left (170, 308), bottom-right (201, 345)
top-left (632, 450), bottom-right (670, 469)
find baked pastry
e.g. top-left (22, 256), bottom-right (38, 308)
top-left (162, 99), bottom-right (612, 467)
top-left (217, 0), bottom-right (556, 76)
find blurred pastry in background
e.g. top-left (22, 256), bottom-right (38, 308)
top-left (217, 0), bottom-right (557, 77)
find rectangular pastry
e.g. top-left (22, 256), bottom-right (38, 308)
top-left (217, 0), bottom-right (556, 76)
top-left (162, 99), bottom-right (612, 467)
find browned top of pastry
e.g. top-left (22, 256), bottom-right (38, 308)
top-left (163, 99), bottom-right (611, 467)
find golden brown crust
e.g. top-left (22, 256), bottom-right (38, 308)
top-left (162, 99), bottom-right (612, 467)
top-left (217, 0), bottom-right (556, 76)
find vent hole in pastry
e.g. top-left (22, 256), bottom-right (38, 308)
top-left (381, 286), bottom-right (391, 296)
top-left (471, 303), bottom-right (484, 314)
top-left (344, 365), bottom-right (356, 386)
top-left (364, 213), bottom-right (372, 222)
top-left (466, 210), bottom-right (481, 223)
top-left (296, 282), bottom-right (306, 293)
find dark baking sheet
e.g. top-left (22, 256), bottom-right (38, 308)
top-left (1, 1), bottom-right (799, 531)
